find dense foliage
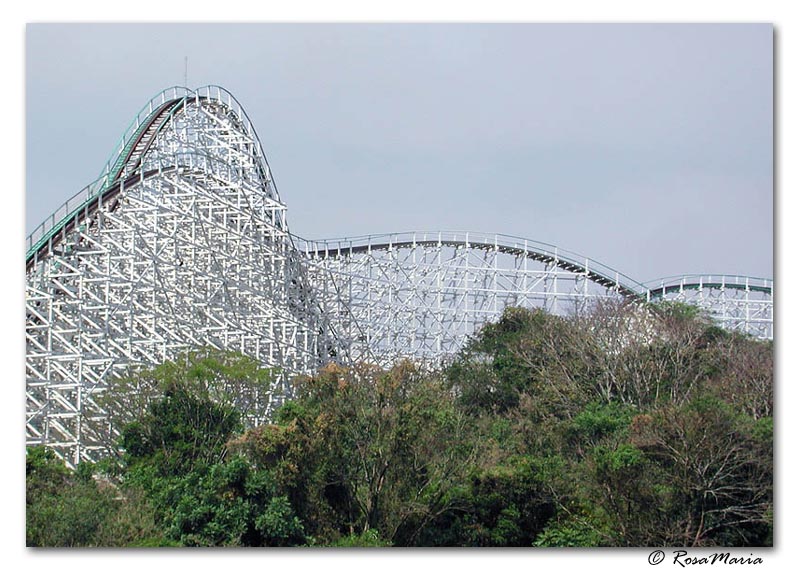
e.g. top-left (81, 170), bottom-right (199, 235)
top-left (27, 302), bottom-right (773, 547)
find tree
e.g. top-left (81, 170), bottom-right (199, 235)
top-left (630, 395), bottom-right (772, 546)
top-left (442, 302), bottom-right (772, 548)
top-left (120, 380), bottom-right (241, 476)
top-left (26, 447), bottom-right (167, 546)
top-left (115, 352), bottom-right (307, 546)
top-left (235, 361), bottom-right (479, 546)
top-left (707, 334), bottom-right (773, 420)
top-left (101, 348), bottom-right (279, 451)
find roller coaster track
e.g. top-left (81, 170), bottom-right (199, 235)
top-left (645, 275), bottom-right (773, 297)
top-left (299, 232), bottom-right (644, 297)
top-left (300, 235), bottom-right (774, 302)
top-left (25, 86), bottom-right (774, 465)
top-left (27, 90), bottom-right (188, 266)
top-left (27, 87), bottom-right (280, 267)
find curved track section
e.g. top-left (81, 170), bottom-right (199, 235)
top-left (299, 232), bottom-right (648, 365)
top-left (644, 275), bottom-right (773, 339)
top-left (27, 87), bottom-right (283, 267)
top-left (26, 87), bottom-right (331, 466)
top-left (26, 87), bottom-right (774, 465)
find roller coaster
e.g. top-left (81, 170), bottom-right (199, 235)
top-left (26, 87), bottom-right (773, 466)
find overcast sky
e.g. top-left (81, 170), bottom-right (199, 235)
top-left (25, 23), bottom-right (773, 284)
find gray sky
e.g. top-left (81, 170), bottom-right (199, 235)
top-left (26, 23), bottom-right (773, 283)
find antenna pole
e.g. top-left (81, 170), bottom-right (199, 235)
top-left (184, 56), bottom-right (188, 88)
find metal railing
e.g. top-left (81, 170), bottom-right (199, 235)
top-left (26, 85), bottom-right (278, 262)
top-left (295, 230), bottom-right (650, 297)
top-left (644, 274), bottom-right (773, 298)
top-left (26, 87), bottom-right (191, 259)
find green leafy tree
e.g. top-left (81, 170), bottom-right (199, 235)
top-left (235, 362), bottom-right (479, 546)
top-left (100, 348), bottom-right (278, 452)
top-left (116, 354), bottom-right (307, 546)
top-left (26, 447), bottom-right (167, 546)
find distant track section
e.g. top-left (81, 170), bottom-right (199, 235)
top-left (299, 231), bottom-right (647, 297)
top-left (644, 275), bottom-right (773, 339)
top-left (301, 231), bottom-right (642, 364)
top-left (646, 275), bottom-right (773, 297)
